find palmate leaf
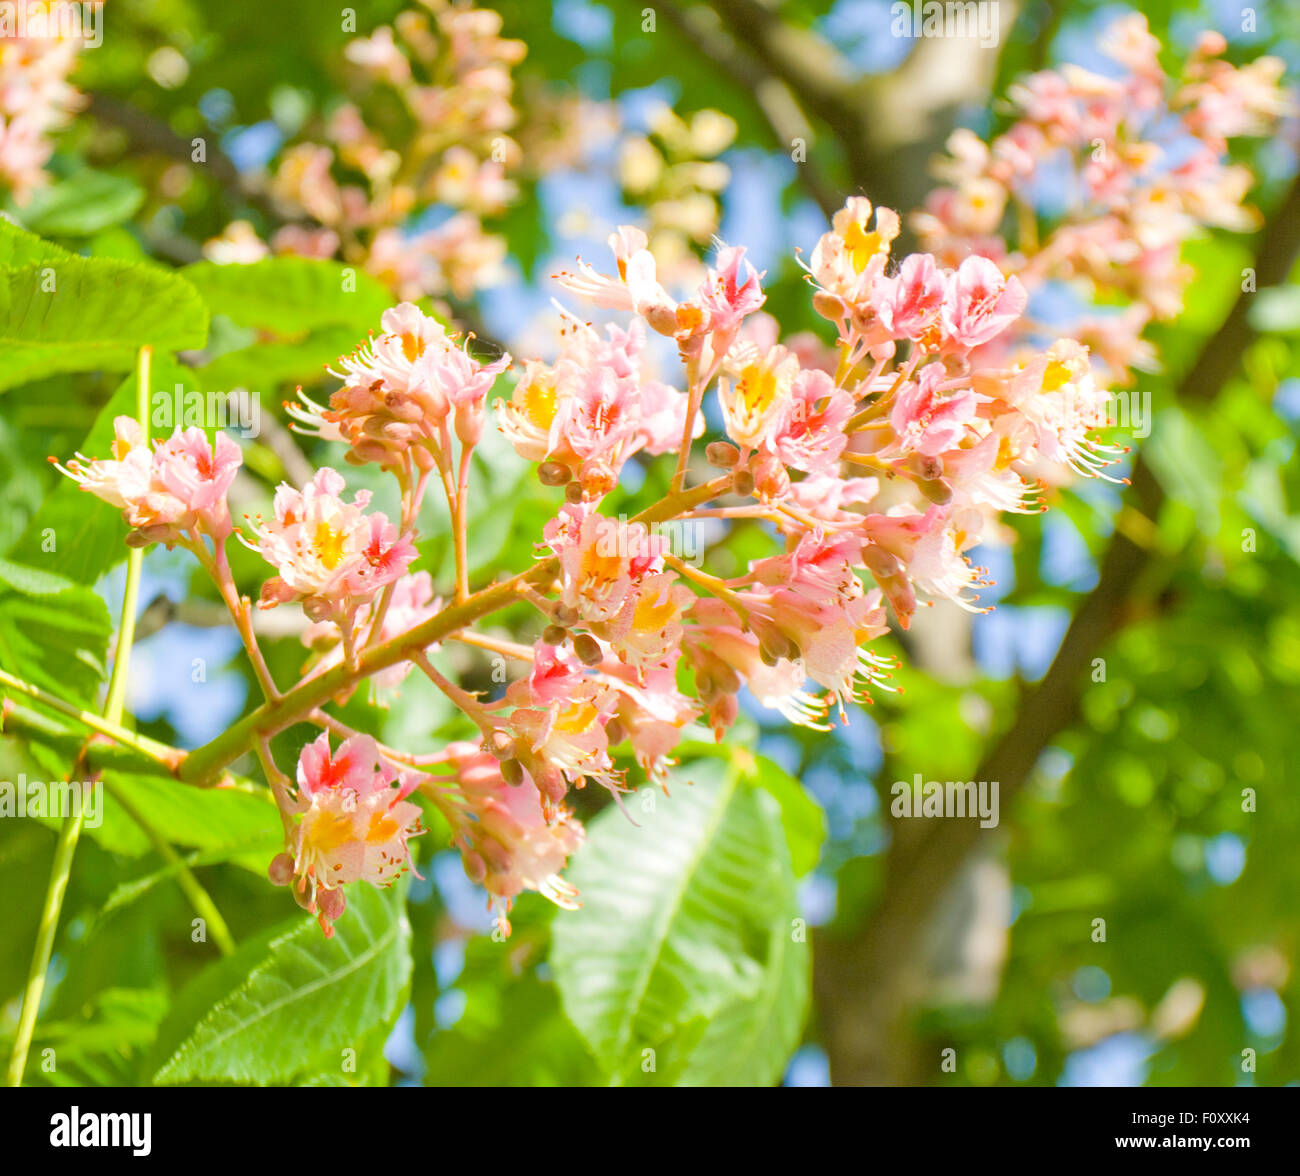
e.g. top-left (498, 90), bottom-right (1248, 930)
top-left (18, 169), bottom-right (146, 238)
top-left (0, 218), bottom-right (75, 267)
top-left (150, 881), bottom-right (411, 1086)
top-left (0, 556), bottom-right (111, 705)
top-left (182, 257), bottom-right (395, 335)
top-left (197, 325), bottom-right (365, 400)
top-left (82, 771), bottom-right (281, 860)
top-left (0, 254), bottom-right (209, 393)
top-left (550, 752), bottom-right (818, 1086)
top-left (0, 988), bottom-right (169, 1088)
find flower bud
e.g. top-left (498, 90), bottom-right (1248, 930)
top-left (580, 459), bottom-right (617, 499)
top-left (916, 476), bottom-right (952, 505)
top-left (542, 623), bottom-right (568, 646)
top-left (751, 452), bottom-right (789, 500)
top-left (538, 460), bottom-right (571, 486)
top-left (268, 853), bottom-right (295, 886)
top-left (317, 886), bottom-right (347, 922)
top-left (573, 633), bottom-right (603, 666)
top-left (910, 454), bottom-right (944, 482)
top-left (731, 467), bottom-right (754, 497)
top-left (486, 728), bottom-right (515, 760)
top-left (564, 481), bottom-right (585, 504)
top-left (812, 290), bottom-right (845, 321)
top-left (705, 441), bottom-right (740, 468)
top-left (462, 849), bottom-right (488, 884)
top-left (759, 629), bottom-right (796, 666)
top-left (552, 603), bottom-right (579, 628)
top-left (500, 758), bottom-right (525, 787)
top-left (862, 544), bottom-right (904, 578)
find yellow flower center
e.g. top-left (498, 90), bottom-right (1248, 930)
top-left (580, 543), bottom-right (625, 588)
top-left (306, 808), bottom-right (354, 854)
top-left (844, 221), bottom-right (884, 272)
top-left (739, 363), bottom-right (778, 418)
top-left (367, 808), bottom-right (402, 845)
top-left (523, 380), bottom-right (557, 429)
top-left (400, 332), bottom-right (425, 363)
top-left (1042, 361), bottom-right (1072, 393)
top-left (555, 700), bottom-right (598, 735)
top-left (313, 522), bottom-right (347, 570)
top-left (634, 589), bottom-right (677, 633)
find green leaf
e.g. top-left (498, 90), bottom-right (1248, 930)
top-left (1247, 285), bottom-right (1300, 335)
top-left (0, 987), bottom-right (169, 1087)
top-left (1145, 406), bottom-right (1224, 539)
top-left (0, 557), bottom-right (111, 704)
top-left (69, 771), bottom-right (282, 859)
top-left (182, 257), bottom-right (394, 335)
top-left (550, 754), bottom-right (810, 1086)
top-left (150, 882), bottom-right (411, 1085)
top-left (0, 257), bottom-right (209, 393)
top-left (678, 741), bottom-right (826, 877)
top-left (198, 325), bottom-right (364, 397)
top-left (19, 170), bottom-right (146, 238)
top-left (0, 218), bottom-right (76, 267)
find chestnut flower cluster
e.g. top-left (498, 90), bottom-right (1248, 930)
top-left (914, 13), bottom-right (1291, 386)
top-left (0, 2), bottom-right (87, 201)
top-left (54, 19), bottom-right (1287, 940)
top-left (207, 0), bottom-right (527, 299)
top-left (62, 185), bottom-right (1130, 935)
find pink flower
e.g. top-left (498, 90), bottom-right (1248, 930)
top-left (603, 664), bottom-right (699, 785)
top-left (54, 418), bottom-right (242, 547)
top-left (771, 368), bottom-right (853, 473)
top-left (438, 741), bottom-right (583, 936)
top-left (807, 197), bottom-right (901, 315)
top-left (497, 319), bottom-right (690, 497)
top-left (888, 363), bottom-right (979, 457)
top-left (717, 344), bottom-right (799, 453)
top-left (287, 732), bottom-right (423, 935)
top-left (248, 467), bottom-right (415, 619)
top-left (734, 534), bottom-right (898, 719)
top-left (1001, 340), bottom-right (1120, 476)
top-left (432, 341), bottom-right (511, 446)
top-left (153, 428), bottom-right (243, 538)
top-left (871, 252), bottom-right (945, 343)
top-left (940, 256), bottom-right (1027, 351)
top-left (553, 226), bottom-right (679, 336)
top-left (547, 506), bottom-right (667, 630)
top-left (299, 303), bottom-right (509, 474)
top-left (696, 242), bottom-right (765, 339)
top-left (508, 674), bottom-right (624, 804)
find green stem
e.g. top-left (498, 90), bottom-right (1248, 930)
top-left (0, 669), bottom-right (182, 770)
top-left (5, 346), bottom-right (152, 1088)
top-left (103, 780), bottom-right (235, 956)
top-left (5, 801), bottom-right (84, 1086)
top-left (179, 475), bottom-right (734, 785)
